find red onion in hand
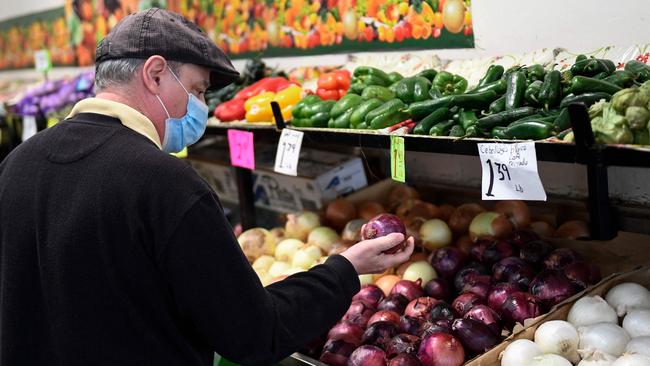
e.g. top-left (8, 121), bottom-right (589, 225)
top-left (353, 284), bottom-right (386, 309)
top-left (405, 297), bottom-right (438, 320)
top-left (529, 269), bottom-right (578, 308)
top-left (391, 279), bottom-right (424, 302)
top-left (361, 214), bottom-right (407, 254)
top-left (452, 292), bottom-right (485, 317)
top-left (348, 345), bottom-right (387, 366)
top-left (418, 332), bottom-right (465, 366)
top-left (386, 334), bottom-right (421, 357)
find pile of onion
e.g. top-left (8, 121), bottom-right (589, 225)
top-left (326, 198), bottom-right (357, 231)
top-left (237, 228), bottom-right (277, 263)
top-left (358, 201), bottom-right (386, 221)
top-left (285, 211), bottom-right (321, 242)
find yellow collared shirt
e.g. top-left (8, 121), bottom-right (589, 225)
top-left (67, 98), bottom-right (162, 149)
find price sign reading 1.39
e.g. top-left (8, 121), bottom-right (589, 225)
top-left (274, 129), bottom-right (304, 176)
top-left (477, 142), bottom-right (547, 201)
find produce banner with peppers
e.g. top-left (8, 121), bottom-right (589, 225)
top-left (0, 0), bottom-right (474, 71)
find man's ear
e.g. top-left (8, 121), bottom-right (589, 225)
top-left (141, 55), bottom-right (168, 95)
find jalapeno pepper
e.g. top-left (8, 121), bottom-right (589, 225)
top-left (569, 76), bottom-right (622, 95)
top-left (524, 80), bottom-right (544, 107)
top-left (538, 70), bottom-right (562, 108)
top-left (525, 64), bottom-right (546, 83)
top-left (429, 120), bottom-right (456, 136)
top-left (570, 58), bottom-right (616, 77)
top-left (405, 90), bottom-right (499, 120)
top-left (415, 69), bottom-right (438, 82)
top-left (505, 71), bottom-right (527, 111)
top-left (604, 70), bottom-right (636, 88)
top-left (473, 79), bottom-right (507, 95)
top-left (488, 95), bottom-right (507, 114)
top-left (391, 76), bottom-right (433, 104)
top-left (432, 71), bottom-right (468, 96)
top-left (459, 109), bottom-right (479, 130)
top-left (474, 65), bottom-right (505, 90)
top-left (560, 92), bottom-right (612, 108)
top-left (331, 93), bottom-right (363, 119)
top-left (491, 126), bottom-right (510, 139)
top-left (625, 60), bottom-right (650, 83)
top-left (387, 71), bottom-right (404, 84)
top-left (350, 98), bottom-right (384, 128)
top-left (505, 121), bottom-right (555, 140)
top-left (367, 99), bottom-right (409, 129)
top-left (412, 107), bottom-right (450, 135)
top-left (449, 125), bottom-right (466, 137)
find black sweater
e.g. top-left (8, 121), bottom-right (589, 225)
top-left (0, 113), bottom-right (359, 366)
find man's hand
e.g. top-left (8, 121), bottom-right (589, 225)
top-left (340, 233), bottom-right (415, 275)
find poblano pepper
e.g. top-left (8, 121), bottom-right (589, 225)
top-left (432, 71), bottom-right (468, 96)
top-left (391, 76), bottom-right (432, 104)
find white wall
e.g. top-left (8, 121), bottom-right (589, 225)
top-left (0, 0), bottom-right (63, 22)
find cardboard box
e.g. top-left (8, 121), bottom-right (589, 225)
top-left (188, 145), bottom-right (368, 213)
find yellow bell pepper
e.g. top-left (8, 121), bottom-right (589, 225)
top-left (245, 85), bottom-right (303, 123)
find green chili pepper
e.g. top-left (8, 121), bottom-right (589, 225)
top-left (491, 126), bottom-right (510, 139)
top-left (429, 120), bottom-right (456, 136)
top-left (412, 107), bottom-right (450, 135)
top-left (432, 71), bottom-right (468, 96)
top-left (405, 90), bottom-right (499, 120)
top-left (569, 76), bottom-right (622, 95)
top-left (560, 92), bottom-right (612, 108)
top-left (524, 80), bottom-right (544, 107)
top-left (471, 65), bottom-right (505, 92)
top-left (459, 109), bottom-right (479, 130)
top-left (525, 64), bottom-right (546, 82)
top-left (477, 106), bottom-right (538, 130)
top-left (625, 60), bottom-right (650, 83)
top-left (449, 124), bottom-right (466, 137)
top-left (553, 108), bottom-right (571, 131)
top-left (350, 98), bottom-right (384, 128)
top-left (473, 79), bottom-right (507, 95)
top-left (488, 95), bottom-right (507, 114)
top-left (331, 93), bottom-right (363, 119)
top-left (570, 58), bottom-right (616, 77)
top-left (415, 69), bottom-right (438, 82)
top-left (505, 71), bottom-right (527, 110)
top-left (603, 70), bottom-right (636, 88)
top-left (505, 121), bottom-right (555, 140)
top-left (538, 70), bottom-right (562, 108)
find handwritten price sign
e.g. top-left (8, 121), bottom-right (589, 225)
top-left (227, 130), bottom-right (255, 170)
top-left (390, 135), bottom-right (406, 182)
top-left (274, 129), bottom-right (304, 176)
top-left (478, 142), bottom-right (547, 201)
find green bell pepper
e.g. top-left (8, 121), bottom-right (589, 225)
top-left (353, 66), bottom-right (392, 85)
top-left (361, 85), bottom-right (396, 101)
top-left (432, 71), bottom-right (468, 96)
top-left (391, 76), bottom-right (432, 104)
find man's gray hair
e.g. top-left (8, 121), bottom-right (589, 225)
top-left (94, 58), bottom-right (182, 92)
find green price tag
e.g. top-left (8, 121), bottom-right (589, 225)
top-left (390, 135), bottom-right (406, 182)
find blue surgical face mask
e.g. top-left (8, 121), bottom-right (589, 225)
top-left (155, 67), bottom-right (209, 153)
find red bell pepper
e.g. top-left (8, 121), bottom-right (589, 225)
top-left (234, 77), bottom-right (294, 100)
top-left (316, 70), bottom-right (351, 100)
top-left (215, 98), bottom-right (246, 122)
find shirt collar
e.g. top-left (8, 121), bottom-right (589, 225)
top-left (67, 98), bottom-right (162, 149)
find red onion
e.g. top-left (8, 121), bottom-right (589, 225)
top-left (452, 293), bottom-right (485, 317)
top-left (509, 230), bottom-right (540, 248)
top-left (348, 345), bottom-right (387, 366)
top-left (501, 291), bottom-right (543, 328)
top-left (454, 263), bottom-right (489, 292)
top-left (564, 262), bottom-right (602, 290)
top-left (418, 333), bottom-right (465, 366)
top-left (343, 301), bottom-right (376, 329)
top-left (428, 302), bottom-right (455, 322)
top-left (361, 214), bottom-right (407, 254)
top-left (430, 247), bottom-right (467, 279)
top-left (529, 269), bottom-right (578, 308)
top-left (470, 240), bottom-right (490, 262)
top-left (391, 279), bottom-right (425, 302)
top-left (386, 334), bottom-right (421, 357)
top-left (328, 322), bottom-right (364, 346)
top-left (519, 240), bottom-right (552, 267)
top-left (369, 311), bottom-right (402, 327)
top-left (487, 282), bottom-right (520, 312)
top-left (460, 275), bottom-right (492, 299)
top-left (418, 319), bottom-right (452, 338)
top-left (399, 315), bottom-right (425, 336)
top-left (464, 304), bottom-right (501, 336)
top-left (405, 297), bottom-right (438, 320)
top-left (354, 284), bottom-right (386, 309)
top-left (543, 248), bottom-right (583, 270)
top-left (481, 240), bottom-right (517, 265)
top-left (319, 339), bottom-right (357, 366)
top-left (388, 353), bottom-right (423, 366)
top-left (492, 257), bottom-right (535, 290)
top-left (362, 321), bottom-right (399, 349)
top-left (379, 294), bottom-right (410, 315)
top-left (451, 318), bottom-right (500, 355)
top-left (424, 278), bottom-right (452, 301)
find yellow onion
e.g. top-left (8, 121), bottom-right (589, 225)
top-left (469, 212), bottom-right (513, 241)
top-left (291, 244), bottom-right (323, 269)
top-left (274, 238), bottom-right (304, 262)
top-left (308, 226), bottom-right (341, 253)
top-left (285, 211), bottom-right (321, 241)
top-left (419, 219), bottom-right (453, 251)
top-left (403, 261), bottom-right (438, 287)
top-left (238, 228), bottom-right (277, 263)
top-left (252, 255), bottom-right (276, 272)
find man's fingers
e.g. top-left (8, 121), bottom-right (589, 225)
top-left (388, 237), bottom-right (415, 266)
top-left (364, 233), bottom-right (406, 252)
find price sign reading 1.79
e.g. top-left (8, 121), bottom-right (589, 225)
top-left (477, 142), bottom-right (547, 201)
top-left (274, 129), bottom-right (304, 176)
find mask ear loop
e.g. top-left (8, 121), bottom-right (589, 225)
top-left (167, 66), bottom-right (190, 95)
top-left (155, 94), bottom-right (171, 119)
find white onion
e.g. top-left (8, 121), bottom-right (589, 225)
top-left (605, 282), bottom-right (650, 317)
top-left (579, 323), bottom-right (631, 357)
top-left (525, 354), bottom-right (573, 366)
top-left (268, 261), bottom-right (291, 278)
top-left (568, 296), bottom-right (619, 327)
top-left (622, 309), bottom-right (650, 338)
top-left (611, 354), bottom-right (650, 366)
top-left (500, 339), bottom-right (543, 366)
top-left (274, 239), bottom-right (304, 262)
top-left (307, 226), bottom-right (341, 253)
top-left (625, 336), bottom-right (650, 357)
top-left (252, 255), bottom-right (276, 272)
top-left (535, 320), bottom-right (581, 364)
top-left (577, 350), bottom-right (617, 366)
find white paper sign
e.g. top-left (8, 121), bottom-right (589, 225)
top-left (274, 129), bottom-right (304, 176)
top-left (34, 50), bottom-right (51, 72)
top-left (21, 116), bottom-right (38, 142)
top-left (478, 142), bottom-right (547, 201)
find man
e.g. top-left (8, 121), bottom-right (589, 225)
top-left (0, 8), bottom-right (413, 366)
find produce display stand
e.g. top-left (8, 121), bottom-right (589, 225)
top-left (201, 102), bottom-right (650, 240)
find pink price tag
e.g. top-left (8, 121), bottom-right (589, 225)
top-left (227, 130), bottom-right (255, 170)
